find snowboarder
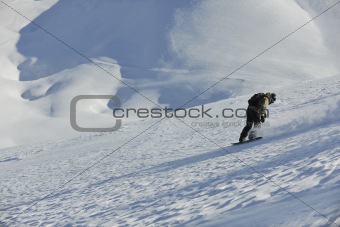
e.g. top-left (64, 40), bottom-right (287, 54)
top-left (239, 92), bottom-right (276, 142)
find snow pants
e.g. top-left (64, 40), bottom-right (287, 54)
top-left (240, 107), bottom-right (261, 140)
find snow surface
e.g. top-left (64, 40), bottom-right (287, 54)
top-left (0, 0), bottom-right (340, 226)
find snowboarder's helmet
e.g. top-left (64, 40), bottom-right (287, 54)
top-left (271, 93), bottom-right (276, 102)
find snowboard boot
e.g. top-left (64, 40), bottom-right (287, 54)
top-left (248, 131), bottom-right (256, 140)
top-left (239, 136), bottom-right (246, 143)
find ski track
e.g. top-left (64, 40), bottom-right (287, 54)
top-left (1, 75), bottom-right (340, 226)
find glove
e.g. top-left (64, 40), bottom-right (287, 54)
top-left (261, 116), bottom-right (265, 123)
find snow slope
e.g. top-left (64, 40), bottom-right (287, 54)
top-left (0, 0), bottom-right (340, 226)
top-left (1, 74), bottom-right (339, 226)
top-left (1, 0), bottom-right (340, 147)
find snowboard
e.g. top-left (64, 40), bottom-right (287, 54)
top-left (232, 137), bottom-right (263, 145)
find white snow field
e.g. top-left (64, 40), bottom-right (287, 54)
top-left (0, 0), bottom-right (340, 226)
